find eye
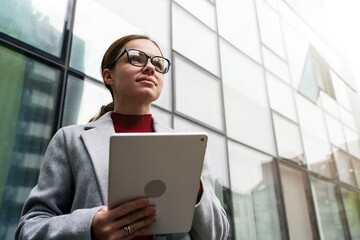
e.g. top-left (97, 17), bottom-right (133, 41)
top-left (128, 50), bottom-right (146, 64)
top-left (152, 57), bottom-right (165, 71)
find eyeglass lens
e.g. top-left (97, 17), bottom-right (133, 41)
top-left (128, 49), bottom-right (169, 73)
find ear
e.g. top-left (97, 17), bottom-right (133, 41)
top-left (103, 69), bottom-right (113, 86)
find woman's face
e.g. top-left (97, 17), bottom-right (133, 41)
top-left (105, 39), bottom-right (164, 106)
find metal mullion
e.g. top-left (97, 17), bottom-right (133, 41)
top-left (213, 0), bottom-right (236, 239)
top-left (0, 37), bottom-right (65, 69)
top-left (172, 50), bottom-right (221, 80)
top-left (303, 169), bottom-right (322, 239)
top-left (253, 0), bottom-right (290, 239)
top-left (57, 0), bottom-right (77, 130)
top-left (173, 111), bottom-right (225, 135)
top-left (335, 184), bottom-right (352, 239)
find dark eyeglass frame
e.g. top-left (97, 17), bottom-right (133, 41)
top-left (108, 48), bottom-right (171, 74)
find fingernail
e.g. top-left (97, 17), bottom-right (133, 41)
top-left (143, 198), bottom-right (149, 205)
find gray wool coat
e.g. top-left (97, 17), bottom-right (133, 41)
top-left (15, 112), bottom-right (229, 240)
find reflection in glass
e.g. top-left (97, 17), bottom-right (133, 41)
top-left (311, 176), bottom-right (347, 240)
top-left (0, 0), bottom-right (68, 57)
top-left (70, 0), bottom-right (172, 110)
top-left (62, 75), bottom-right (112, 126)
top-left (228, 141), bottom-right (284, 239)
top-left (266, 72), bottom-right (297, 121)
top-left (273, 113), bottom-right (304, 164)
top-left (302, 131), bottom-right (335, 177)
top-left (173, 0), bottom-right (216, 30)
top-left (0, 46), bottom-right (61, 239)
top-left (220, 39), bottom-right (275, 155)
top-left (257, 0), bottom-right (286, 59)
top-left (216, 0), bottom-right (261, 63)
top-left (333, 148), bottom-right (356, 186)
top-left (341, 188), bottom-right (360, 239)
top-left (174, 54), bottom-right (224, 131)
top-left (279, 164), bottom-right (315, 240)
top-left (172, 3), bottom-right (219, 76)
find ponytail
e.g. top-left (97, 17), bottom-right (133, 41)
top-left (89, 102), bottom-right (114, 122)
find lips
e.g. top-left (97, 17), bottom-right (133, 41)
top-left (136, 77), bottom-right (157, 86)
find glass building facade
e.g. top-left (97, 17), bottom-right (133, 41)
top-left (1, 0), bottom-right (360, 239)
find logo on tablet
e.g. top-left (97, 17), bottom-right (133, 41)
top-left (144, 179), bottom-right (166, 198)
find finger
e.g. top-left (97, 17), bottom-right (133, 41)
top-left (107, 198), bottom-right (150, 221)
top-left (112, 205), bottom-right (156, 230)
top-left (124, 224), bottom-right (152, 240)
top-left (115, 215), bottom-right (156, 235)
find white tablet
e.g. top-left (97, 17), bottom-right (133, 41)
top-left (108, 132), bottom-right (208, 235)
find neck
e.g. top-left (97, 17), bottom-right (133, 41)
top-left (113, 99), bottom-right (151, 115)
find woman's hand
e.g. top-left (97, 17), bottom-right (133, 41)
top-left (91, 197), bottom-right (156, 240)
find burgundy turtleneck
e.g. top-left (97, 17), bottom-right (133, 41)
top-left (111, 112), bottom-right (153, 240)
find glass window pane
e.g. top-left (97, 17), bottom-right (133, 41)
top-left (273, 113), bottom-right (304, 164)
top-left (0, 45), bottom-right (61, 239)
top-left (262, 46), bottom-right (291, 84)
top-left (324, 113), bottom-right (347, 151)
top-left (174, 116), bottom-right (229, 188)
top-left (298, 54), bottom-right (319, 103)
top-left (62, 75), bottom-right (112, 126)
top-left (174, 117), bottom-right (232, 226)
top-left (341, 188), bottom-right (360, 239)
top-left (151, 106), bottom-right (172, 129)
top-left (281, 21), bottom-right (309, 89)
top-left (302, 131), bottom-right (335, 177)
top-left (228, 141), bottom-right (284, 239)
top-left (266, 72), bottom-right (297, 121)
top-left (257, 0), bottom-right (286, 59)
top-left (339, 106), bottom-right (357, 131)
top-left (216, 0), bottom-right (261, 63)
top-left (320, 91), bottom-right (340, 119)
top-left (352, 158), bottom-right (360, 189)
top-left (0, 0), bottom-right (68, 57)
top-left (70, 0), bottom-right (172, 111)
top-left (220, 39), bottom-right (275, 155)
top-left (174, 54), bottom-right (224, 131)
top-left (333, 148), bottom-right (357, 186)
top-left (311, 176), bottom-right (347, 240)
top-left (279, 164), bottom-right (315, 240)
top-left (172, 3), bottom-right (219, 76)
top-left (331, 70), bottom-right (352, 111)
top-left (296, 94), bottom-right (327, 142)
top-left (173, 0), bottom-right (216, 30)
top-left (344, 127), bottom-right (360, 159)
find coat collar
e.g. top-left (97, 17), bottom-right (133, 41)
top-left (80, 111), bottom-right (173, 204)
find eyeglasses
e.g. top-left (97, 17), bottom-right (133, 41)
top-left (109, 48), bottom-right (171, 74)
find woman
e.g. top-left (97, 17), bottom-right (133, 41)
top-left (15, 35), bottom-right (229, 240)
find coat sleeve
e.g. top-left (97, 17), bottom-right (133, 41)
top-left (15, 129), bottom-right (102, 240)
top-left (189, 158), bottom-right (230, 240)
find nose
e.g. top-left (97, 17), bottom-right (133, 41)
top-left (142, 58), bottom-right (155, 74)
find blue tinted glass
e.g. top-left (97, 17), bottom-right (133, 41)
top-left (0, 0), bottom-right (69, 57)
top-left (0, 45), bottom-right (61, 239)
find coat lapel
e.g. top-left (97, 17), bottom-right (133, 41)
top-left (81, 112), bottom-right (114, 204)
top-left (81, 112), bottom-right (174, 205)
